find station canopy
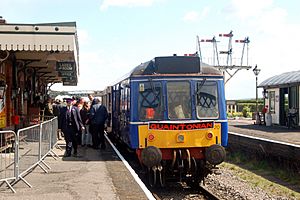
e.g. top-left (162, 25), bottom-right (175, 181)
top-left (0, 21), bottom-right (79, 85)
top-left (259, 70), bottom-right (300, 88)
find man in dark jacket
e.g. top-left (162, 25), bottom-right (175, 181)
top-left (88, 94), bottom-right (97, 106)
top-left (58, 98), bottom-right (84, 157)
top-left (89, 97), bottom-right (108, 149)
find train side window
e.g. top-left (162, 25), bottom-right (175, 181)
top-left (196, 81), bottom-right (219, 118)
top-left (138, 82), bottom-right (164, 121)
top-left (167, 81), bottom-right (191, 119)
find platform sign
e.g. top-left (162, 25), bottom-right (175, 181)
top-left (62, 76), bottom-right (77, 81)
top-left (58, 71), bottom-right (76, 77)
top-left (56, 61), bottom-right (75, 71)
top-left (63, 81), bottom-right (77, 86)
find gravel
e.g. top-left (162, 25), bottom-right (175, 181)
top-left (154, 164), bottom-right (299, 200)
top-left (204, 166), bottom-right (297, 200)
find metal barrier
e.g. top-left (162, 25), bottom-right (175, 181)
top-left (19, 114), bottom-right (55, 128)
top-left (50, 118), bottom-right (59, 149)
top-left (0, 117), bottom-right (60, 193)
top-left (0, 131), bottom-right (17, 193)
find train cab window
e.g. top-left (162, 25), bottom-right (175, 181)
top-left (138, 82), bottom-right (164, 121)
top-left (167, 81), bottom-right (191, 119)
top-left (196, 81), bottom-right (219, 118)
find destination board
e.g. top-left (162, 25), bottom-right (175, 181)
top-left (148, 121), bottom-right (214, 130)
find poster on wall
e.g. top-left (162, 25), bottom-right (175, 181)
top-left (0, 107), bottom-right (6, 128)
top-left (0, 74), bottom-right (6, 128)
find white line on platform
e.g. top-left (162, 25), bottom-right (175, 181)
top-left (229, 131), bottom-right (300, 148)
top-left (104, 132), bottom-right (156, 200)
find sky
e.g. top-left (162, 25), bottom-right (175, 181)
top-left (1, 0), bottom-right (299, 100)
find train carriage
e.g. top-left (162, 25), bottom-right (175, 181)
top-left (102, 55), bottom-right (227, 186)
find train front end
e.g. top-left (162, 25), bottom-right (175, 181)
top-left (130, 56), bottom-right (228, 186)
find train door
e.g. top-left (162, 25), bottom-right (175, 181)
top-left (104, 87), bottom-right (112, 132)
top-left (112, 84), bottom-right (121, 137)
top-left (119, 80), bottom-right (131, 144)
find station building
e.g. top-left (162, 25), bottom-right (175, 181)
top-left (258, 70), bottom-right (300, 127)
top-left (0, 17), bottom-right (79, 130)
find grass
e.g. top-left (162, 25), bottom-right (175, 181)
top-left (222, 152), bottom-right (300, 199)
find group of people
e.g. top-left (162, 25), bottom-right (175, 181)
top-left (57, 94), bottom-right (108, 157)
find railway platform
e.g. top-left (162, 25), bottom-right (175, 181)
top-left (228, 118), bottom-right (300, 145)
top-left (0, 140), bottom-right (150, 200)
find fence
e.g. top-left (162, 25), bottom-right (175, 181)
top-left (0, 117), bottom-right (59, 193)
top-left (0, 131), bottom-right (17, 193)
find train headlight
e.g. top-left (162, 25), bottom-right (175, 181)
top-left (176, 133), bottom-right (185, 143)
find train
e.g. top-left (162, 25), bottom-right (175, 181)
top-left (101, 55), bottom-right (227, 187)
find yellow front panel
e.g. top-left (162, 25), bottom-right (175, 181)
top-left (138, 123), bottom-right (222, 148)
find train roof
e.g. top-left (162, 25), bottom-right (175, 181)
top-left (129, 56), bottom-right (223, 76)
top-left (110, 56), bottom-right (224, 86)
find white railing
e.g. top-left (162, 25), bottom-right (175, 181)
top-left (0, 117), bottom-right (59, 193)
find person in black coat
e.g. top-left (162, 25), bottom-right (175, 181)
top-left (89, 97), bottom-right (108, 149)
top-left (88, 94), bottom-right (97, 106)
top-left (58, 98), bottom-right (84, 157)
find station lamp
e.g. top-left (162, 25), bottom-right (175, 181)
top-left (253, 65), bottom-right (261, 119)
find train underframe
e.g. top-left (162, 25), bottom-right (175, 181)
top-left (137, 146), bottom-right (225, 187)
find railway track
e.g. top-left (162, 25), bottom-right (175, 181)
top-left (105, 131), bottom-right (300, 199)
top-left (106, 133), bottom-right (222, 200)
top-left (149, 182), bottom-right (221, 200)
top-left (199, 185), bottom-right (221, 200)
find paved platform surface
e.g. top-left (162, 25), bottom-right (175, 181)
top-left (0, 141), bottom-right (148, 200)
top-left (228, 118), bottom-right (300, 145)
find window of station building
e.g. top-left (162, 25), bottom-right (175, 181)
top-left (138, 81), bottom-right (164, 121)
top-left (196, 80), bottom-right (219, 118)
top-left (269, 91), bottom-right (275, 113)
top-left (167, 81), bottom-right (191, 119)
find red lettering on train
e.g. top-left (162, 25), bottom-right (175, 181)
top-left (150, 124), bottom-right (157, 129)
top-left (149, 122), bottom-right (214, 130)
top-left (186, 124), bottom-right (193, 130)
top-left (206, 123), bottom-right (213, 128)
top-left (193, 124), bottom-right (201, 129)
